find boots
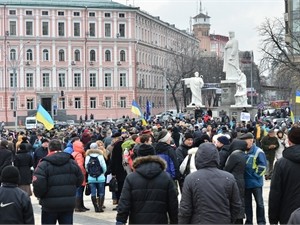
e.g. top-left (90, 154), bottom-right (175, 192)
top-left (91, 196), bottom-right (100, 212)
top-left (97, 197), bottom-right (104, 212)
top-left (81, 199), bottom-right (90, 211)
top-left (75, 197), bottom-right (86, 212)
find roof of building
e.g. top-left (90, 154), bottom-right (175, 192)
top-left (0, 0), bottom-right (135, 9)
top-left (193, 13), bottom-right (210, 19)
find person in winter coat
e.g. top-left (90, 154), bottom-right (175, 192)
top-left (14, 143), bottom-right (33, 196)
top-left (269, 127), bottom-right (300, 224)
top-left (0, 139), bottom-right (13, 183)
top-left (116, 144), bottom-right (178, 224)
top-left (215, 135), bottom-right (231, 169)
top-left (32, 139), bottom-right (83, 224)
top-left (81, 129), bottom-right (91, 147)
top-left (179, 147), bottom-right (198, 176)
top-left (178, 142), bottom-right (241, 224)
top-left (0, 166), bottom-right (34, 224)
top-left (85, 143), bottom-right (107, 213)
top-left (176, 132), bottom-right (194, 166)
top-left (224, 139), bottom-right (248, 224)
top-left (72, 139), bottom-right (89, 212)
top-left (288, 208), bottom-right (300, 224)
top-left (33, 139), bottom-right (49, 168)
top-left (275, 129), bottom-right (287, 160)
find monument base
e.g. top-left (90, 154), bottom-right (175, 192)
top-left (221, 79), bottom-right (238, 84)
top-left (230, 104), bottom-right (252, 108)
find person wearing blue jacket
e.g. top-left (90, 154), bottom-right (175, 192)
top-left (240, 132), bottom-right (267, 225)
top-left (85, 142), bottom-right (107, 212)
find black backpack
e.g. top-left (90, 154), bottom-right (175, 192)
top-left (87, 156), bottom-right (103, 179)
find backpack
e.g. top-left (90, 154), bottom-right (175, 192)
top-left (157, 153), bottom-right (176, 179)
top-left (87, 156), bottom-right (103, 179)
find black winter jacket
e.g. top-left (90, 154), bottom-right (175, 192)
top-left (14, 149), bottom-right (33, 185)
top-left (218, 144), bottom-right (231, 169)
top-left (33, 146), bottom-right (48, 168)
top-left (110, 140), bottom-right (127, 182)
top-left (0, 147), bottom-right (13, 182)
top-left (269, 144), bottom-right (300, 224)
top-left (116, 155), bottom-right (178, 224)
top-left (32, 151), bottom-right (83, 212)
top-left (176, 143), bottom-right (192, 166)
top-left (0, 183), bottom-right (34, 224)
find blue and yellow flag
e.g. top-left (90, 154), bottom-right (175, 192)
top-left (36, 104), bottom-right (54, 130)
top-left (131, 100), bottom-right (147, 126)
top-left (296, 91), bottom-right (300, 103)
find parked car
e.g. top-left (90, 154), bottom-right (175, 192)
top-left (84, 120), bottom-right (94, 126)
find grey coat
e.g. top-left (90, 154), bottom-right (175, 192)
top-left (178, 142), bottom-right (241, 224)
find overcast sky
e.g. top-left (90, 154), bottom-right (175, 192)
top-left (114, 0), bottom-right (284, 63)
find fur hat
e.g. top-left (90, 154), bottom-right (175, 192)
top-left (137, 144), bottom-right (155, 157)
top-left (1, 165), bottom-right (20, 184)
top-left (288, 127), bottom-right (300, 145)
top-left (217, 136), bottom-right (230, 145)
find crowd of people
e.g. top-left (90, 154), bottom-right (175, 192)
top-left (0, 112), bottom-right (300, 224)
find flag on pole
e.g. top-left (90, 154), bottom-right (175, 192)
top-left (131, 100), bottom-right (147, 126)
top-left (36, 104), bottom-right (54, 130)
top-left (296, 91), bottom-right (300, 103)
top-left (146, 100), bottom-right (151, 120)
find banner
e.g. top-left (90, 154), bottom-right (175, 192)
top-left (240, 112), bottom-right (251, 122)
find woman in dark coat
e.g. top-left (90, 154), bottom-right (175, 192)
top-left (14, 143), bottom-right (33, 196)
top-left (224, 139), bottom-right (248, 224)
top-left (116, 144), bottom-right (178, 224)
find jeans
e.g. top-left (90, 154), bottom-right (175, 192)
top-left (75, 185), bottom-right (84, 198)
top-left (89, 182), bottom-right (105, 197)
top-left (245, 187), bottom-right (266, 225)
top-left (42, 210), bottom-right (73, 224)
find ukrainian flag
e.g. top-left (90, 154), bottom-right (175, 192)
top-left (36, 104), bottom-right (54, 130)
top-left (296, 91), bottom-right (300, 103)
top-left (131, 100), bottom-right (147, 126)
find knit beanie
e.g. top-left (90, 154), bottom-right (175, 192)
top-left (288, 127), bottom-right (300, 145)
top-left (90, 143), bottom-right (98, 149)
top-left (157, 130), bottom-right (171, 143)
top-left (217, 136), bottom-right (230, 145)
top-left (1, 166), bottom-right (20, 184)
top-left (183, 132), bottom-right (194, 141)
top-left (137, 144), bottom-right (155, 157)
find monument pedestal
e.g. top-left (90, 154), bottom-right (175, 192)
top-left (220, 81), bottom-right (236, 106)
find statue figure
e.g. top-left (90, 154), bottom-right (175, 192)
top-left (223, 31), bottom-right (240, 81)
top-left (182, 72), bottom-right (204, 107)
top-left (234, 68), bottom-right (248, 106)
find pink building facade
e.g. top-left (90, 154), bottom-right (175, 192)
top-left (0, 0), bottom-right (198, 124)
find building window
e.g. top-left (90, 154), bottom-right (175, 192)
top-left (74, 49), bottom-right (80, 61)
top-left (10, 98), bottom-right (15, 110)
top-left (73, 12), bottom-right (80, 16)
top-left (42, 11), bottom-right (48, 16)
top-left (120, 97), bottom-right (126, 108)
top-left (120, 50), bottom-right (126, 61)
top-left (120, 73), bottom-right (126, 87)
top-left (104, 12), bottom-right (111, 18)
top-left (119, 24), bottom-right (125, 37)
top-left (90, 97), bottom-right (96, 108)
top-left (59, 98), bottom-right (65, 109)
top-left (58, 11), bottom-right (64, 16)
top-left (74, 73), bottom-right (81, 87)
top-left (58, 22), bottom-right (65, 36)
top-left (58, 73), bottom-right (65, 87)
top-left (75, 97), bottom-right (81, 109)
top-left (26, 21), bottom-right (33, 35)
top-left (10, 49), bottom-right (16, 60)
top-left (105, 50), bottom-right (111, 61)
top-left (42, 21), bottom-right (49, 35)
top-left (42, 73), bottom-right (50, 87)
top-left (105, 97), bottom-right (112, 108)
top-left (119, 13), bottom-right (125, 18)
top-left (26, 73), bottom-right (33, 87)
top-left (9, 10), bottom-right (16, 15)
top-left (89, 73), bottom-right (96, 87)
top-left (26, 49), bottom-right (33, 61)
top-left (10, 73), bottom-right (17, 88)
top-left (74, 22), bottom-right (80, 37)
top-left (58, 49), bottom-right (65, 61)
top-left (89, 23), bottom-right (95, 37)
top-left (90, 50), bottom-right (96, 61)
top-left (27, 98), bottom-right (34, 109)
top-left (89, 12), bottom-right (95, 17)
top-left (26, 10), bottom-right (32, 15)
top-left (9, 21), bottom-right (16, 35)
top-left (105, 23), bottom-right (111, 37)
top-left (104, 73), bottom-right (111, 87)
top-left (43, 49), bottom-right (49, 61)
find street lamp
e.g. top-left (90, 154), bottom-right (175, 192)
top-left (250, 51), bottom-right (254, 106)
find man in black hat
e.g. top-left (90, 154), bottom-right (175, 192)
top-left (269, 126), bottom-right (300, 224)
top-left (0, 165), bottom-right (34, 224)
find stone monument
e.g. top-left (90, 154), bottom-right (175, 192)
top-left (182, 72), bottom-right (204, 107)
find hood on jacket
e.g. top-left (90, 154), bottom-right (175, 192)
top-left (283, 145), bottom-right (300, 163)
top-left (155, 142), bottom-right (171, 154)
top-left (86, 149), bottom-right (103, 156)
top-left (43, 152), bottom-right (73, 166)
top-left (133, 155), bottom-right (166, 179)
top-left (228, 139), bottom-right (247, 154)
top-left (73, 140), bottom-right (84, 153)
top-left (195, 142), bottom-right (220, 170)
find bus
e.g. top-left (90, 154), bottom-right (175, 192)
top-left (25, 117), bottom-right (43, 130)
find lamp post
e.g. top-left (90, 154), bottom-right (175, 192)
top-left (164, 71), bottom-right (167, 113)
top-left (250, 51), bottom-right (254, 106)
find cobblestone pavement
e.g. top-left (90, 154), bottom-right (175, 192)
top-left (31, 181), bottom-right (271, 225)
